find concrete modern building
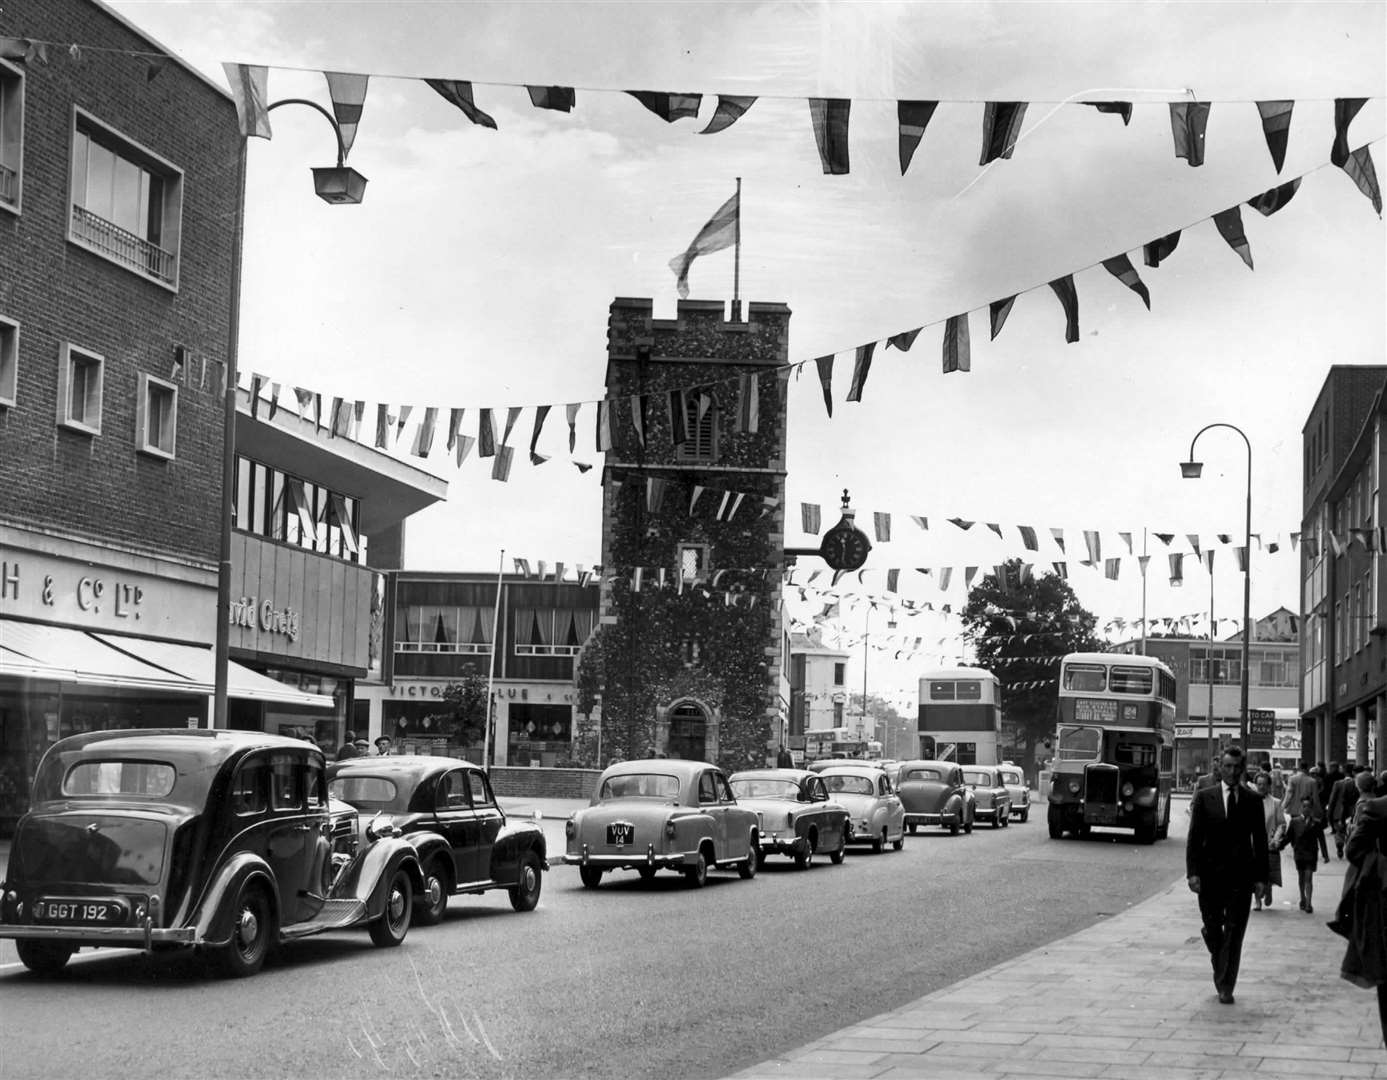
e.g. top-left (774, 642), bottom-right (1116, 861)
top-left (1300, 366), bottom-right (1387, 770)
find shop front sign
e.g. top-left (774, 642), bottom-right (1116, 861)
top-left (0, 550), bottom-right (209, 641)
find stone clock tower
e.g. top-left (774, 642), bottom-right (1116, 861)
top-left (589, 297), bottom-right (791, 770)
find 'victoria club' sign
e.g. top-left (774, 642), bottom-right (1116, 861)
top-left (229, 596), bottom-right (301, 642)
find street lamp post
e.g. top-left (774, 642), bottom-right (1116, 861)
top-left (213, 102), bottom-right (366, 729)
top-left (1180, 422), bottom-right (1253, 748)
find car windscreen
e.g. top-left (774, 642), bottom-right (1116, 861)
top-left (62, 760), bottom-right (177, 798)
top-left (599, 773), bottom-right (679, 800)
top-left (329, 775), bottom-right (405, 811)
top-left (15, 816), bottom-right (168, 886)
top-left (821, 775), bottom-right (875, 796)
top-left (730, 778), bottom-right (799, 799)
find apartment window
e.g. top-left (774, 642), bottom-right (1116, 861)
top-left (0, 315), bottom-right (16, 406)
top-left (135, 372), bottom-right (177, 458)
top-left (232, 455), bottom-right (364, 563)
top-left (833, 662), bottom-right (845, 686)
top-left (675, 393), bottom-right (717, 461)
top-left (69, 109), bottom-right (182, 288)
top-left (0, 61), bottom-right (21, 212)
top-left (57, 343), bottom-right (103, 434)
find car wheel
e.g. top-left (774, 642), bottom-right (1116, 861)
top-left (949, 821), bottom-right (960, 836)
top-left (871, 829), bottom-right (885, 854)
top-left (684, 849), bottom-right (709, 888)
top-left (415, 858), bottom-right (450, 926)
top-left (908, 822), bottom-right (918, 835)
top-left (738, 848), bottom-right (758, 880)
top-left (579, 865), bottom-right (604, 889)
top-left (993, 811), bottom-right (1002, 829)
top-left (508, 851), bottom-right (543, 912)
top-left (891, 835), bottom-right (904, 851)
top-left (794, 834), bottom-right (814, 871)
top-left (369, 868), bottom-right (413, 947)
top-left (829, 830), bottom-right (846, 864)
top-left (16, 939), bottom-right (74, 977)
top-left (215, 882), bottom-right (272, 977)
top-left (1001, 810), bottom-right (1009, 828)
top-left (964, 814), bottom-right (974, 835)
top-left (1021, 807), bottom-right (1030, 824)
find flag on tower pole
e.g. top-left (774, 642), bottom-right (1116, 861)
top-left (669, 182), bottom-right (740, 300)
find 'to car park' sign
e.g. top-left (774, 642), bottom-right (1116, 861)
top-left (1248, 709), bottom-right (1276, 749)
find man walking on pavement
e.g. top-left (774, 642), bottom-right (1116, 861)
top-left (1187, 745), bottom-right (1268, 1006)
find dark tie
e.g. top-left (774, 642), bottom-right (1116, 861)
top-left (1228, 785), bottom-right (1237, 813)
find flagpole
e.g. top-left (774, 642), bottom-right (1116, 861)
top-left (484, 548), bottom-right (504, 771)
top-left (733, 176), bottom-right (741, 316)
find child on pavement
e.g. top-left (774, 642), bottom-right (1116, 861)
top-left (1282, 802), bottom-right (1321, 913)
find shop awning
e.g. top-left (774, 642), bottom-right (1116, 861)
top-left (0, 622), bottom-right (333, 709)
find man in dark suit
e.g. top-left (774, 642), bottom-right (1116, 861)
top-left (1186, 745), bottom-right (1268, 1005)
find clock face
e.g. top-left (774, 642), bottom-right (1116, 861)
top-left (821, 525), bottom-right (871, 571)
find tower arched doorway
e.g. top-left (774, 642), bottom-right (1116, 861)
top-left (667, 702), bottom-right (708, 762)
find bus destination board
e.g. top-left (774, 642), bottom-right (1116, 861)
top-left (1074, 699), bottom-right (1118, 724)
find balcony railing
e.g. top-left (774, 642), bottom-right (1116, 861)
top-left (70, 204), bottom-right (175, 283)
top-left (0, 163), bottom-right (16, 204)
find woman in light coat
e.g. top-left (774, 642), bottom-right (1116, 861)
top-left (1254, 771), bottom-right (1287, 910)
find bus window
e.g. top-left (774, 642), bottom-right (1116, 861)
top-left (1110, 666), bottom-right (1154, 695)
top-left (1063, 664), bottom-right (1106, 692)
top-left (1115, 742), bottom-right (1157, 767)
top-left (928, 681), bottom-right (956, 700)
top-left (1056, 726), bottom-right (1101, 761)
top-left (955, 681), bottom-right (981, 700)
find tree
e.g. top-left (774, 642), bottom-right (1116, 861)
top-left (439, 671), bottom-right (491, 752)
top-left (961, 558), bottom-right (1102, 775)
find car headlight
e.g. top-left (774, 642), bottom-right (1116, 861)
top-left (565, 818), bottom-right (576, 838)
top-left (1121, 782), bottom-right (1135, 797)
top-left (665, 819), bottom-right (677, 840)
top-left (785, 813), bottom-right (794, 829)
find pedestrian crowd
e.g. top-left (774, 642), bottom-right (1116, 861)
top-left (1187, 747), bottom-right (1387, 1047)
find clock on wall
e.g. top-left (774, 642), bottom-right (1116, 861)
top-left (819, 489), bottom-right (872, 571)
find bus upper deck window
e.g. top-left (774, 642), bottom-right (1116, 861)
top-left (955, 681), bottom-right (981, 700)
top-left (1110, 666), bottom-right (1154, 694)
top-left (1063, 664), bottom-right (1106, 692)
top-left (929, 681), bottom-right (956, 700)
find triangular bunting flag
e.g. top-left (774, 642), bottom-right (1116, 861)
top-left (565, 403), bottom-right (580, 452)
top-left (846, 343), bottom-right (875, 403)
top-left (814, 355), bottom-right (835, 416)
top-left (942, 313), bottom-right (970, 373)
top-left (324, 71), bottom-right (369, 157)
top-left (1255, 100), bottom-right (1293, 173)
top-left (1338, 145), bottom-right (1383, 215)
top-left (989, 296), bottom-right (1016, 340)
top-left (426, 79), bottom-right (498, 128)
top-left (527, 86), bottom-right (575, 112)
top-left (701, 95), bottom-right (755, 134)
top-left (873, 513), bottom-right (892, 543)
top-left (411, 407), bottom-right (438, 458)
top-left (1048, 275), bottom-right (1079, 343)
top-left (887, 327), bottom-right (922, 351)
top-left (529, 404), bottom-right (550, 465)
top-left (980, 101), bottom-right (1027, 164)
top-left (1169, 101), bottom-right (1210, 166)
top-left (628, 91), bottom-right (701, 122)
top-left (1212, 207), bottom-right (1254, 269)
top-left (735, 373), bottom-right (760, 434)
top-left (491, 445), bottom-right (514, 481)
top-left (1018, 525), bottom-right (1038, 551)
top-left (1143, 231), bottom-right (1181, 268)
top-left (1247, 178), bottom-right (1301, 217)
top-left (1100, 254), bottom-right (1151, 309)
top-left (1087, 101), bottom-right (1133, 125)
top-left (478, 408), bottom-right (496, 458)
top-left (223, 63), bottom-right (272, 139)
top-left (897, 100), bottom-right (939, 175)
top-left (808, 98), bottom-right (851, 175)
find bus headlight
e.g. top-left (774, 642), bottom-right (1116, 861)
top-left (1067, 780), bottom-right (1080, 794)
top-left (1121, 782), bottom-right (1135, 797)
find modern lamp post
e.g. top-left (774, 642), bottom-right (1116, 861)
top-left (1180, 423), bottom-right (1253, 748)
top-left (212, 102), bottom-right (367, 728)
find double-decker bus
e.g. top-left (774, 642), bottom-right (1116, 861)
top-left (1048, 652), bottom-right (1177, 844)
top-left (917, 667), bottom-right (1002, 765)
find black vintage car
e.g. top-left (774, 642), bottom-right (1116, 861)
top-left (0, 729), bottom-right (424, 978)
top-left (328, 756), bottom-right (546, 924)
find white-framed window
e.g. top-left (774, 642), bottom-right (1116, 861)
top-left (677, 542), bottom-right (708, 581)
top-left (57, 343), bottom-right (103, 434)
top-left (0, 59), bottom-right (22, 213)
top-left (68, 108), bottom-right (183, 289)
top-left (135, 372), bottom-right (177, 458)
top-left (0, 315), bottom-right (17, 406)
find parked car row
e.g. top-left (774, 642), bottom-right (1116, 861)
top-left (0, 730), bottom-right (546, 978)
top-left (0, 732), bottom-right (1033, 979)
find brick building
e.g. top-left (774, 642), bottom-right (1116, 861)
top-left (591, 298), bottom-right (792, 770)
top-left (1300, 366), bottom-right (1387, 770)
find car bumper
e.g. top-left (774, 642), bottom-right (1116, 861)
top-left (758, 835), bottom-right (810, 857)
top-left (0, 921), bottom-right (196, 949)
top-left (975, 807), bottom-right (1001, 821)
top-left (904, 811), bottom-right (958, 827)
top-left (559, 844), bottom-right (696, 870)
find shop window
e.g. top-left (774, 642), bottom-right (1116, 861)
top-left (0, 315), bottom-right (16, 406)
top-left (135, 372), bottom-right (177, 459)
top-left (69, 109), bottom-right (182, 288)
top-left (0, 60), bottom-right (21, 213)
top-left (57, 342), bottom-right (103, 435)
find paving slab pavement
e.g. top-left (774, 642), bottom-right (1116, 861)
top-left (725, 797), bottom-right (1387, 1080)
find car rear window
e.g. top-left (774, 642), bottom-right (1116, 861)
top-left (330, 775), bottom-right (404, 811)
top-left (963, 770), bottom-right (991, 786)
top-left (821, 775), bottom-right (874, 796)
top-left (1000, 770), bottom-right (1023, 785)
top-left (63, 761), bottom-right (176, 798)
top-left (904, 768), bottom-right (943, 782)
top-left (599, 773), bottom-right (679, 799)
top-left (16, 816), bottom-right (168, 886)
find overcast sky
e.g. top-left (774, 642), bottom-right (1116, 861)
top-left (107, 0), bottom-right (1385, 706)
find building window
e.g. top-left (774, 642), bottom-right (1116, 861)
top-left (135, 372), bottom-right (177, 458)
top-left (57, 343), bottom-right (103, 434)
top-left (232, 455), bottom-right (364, 563)
top-left (833, 662), bottom-right (845, 686)
top-left (69, 109), bottom-right (182, 288)
top-left (833, 701), bottom-right (844, 726)
top-left (677, 543), bottom-right (707, 581)
top-left (0, 61), bottom-right (21, 212)
top-left (0, 315), bottom-right (16, 406)
top-left (675, 394), bottom-right (717, 461)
